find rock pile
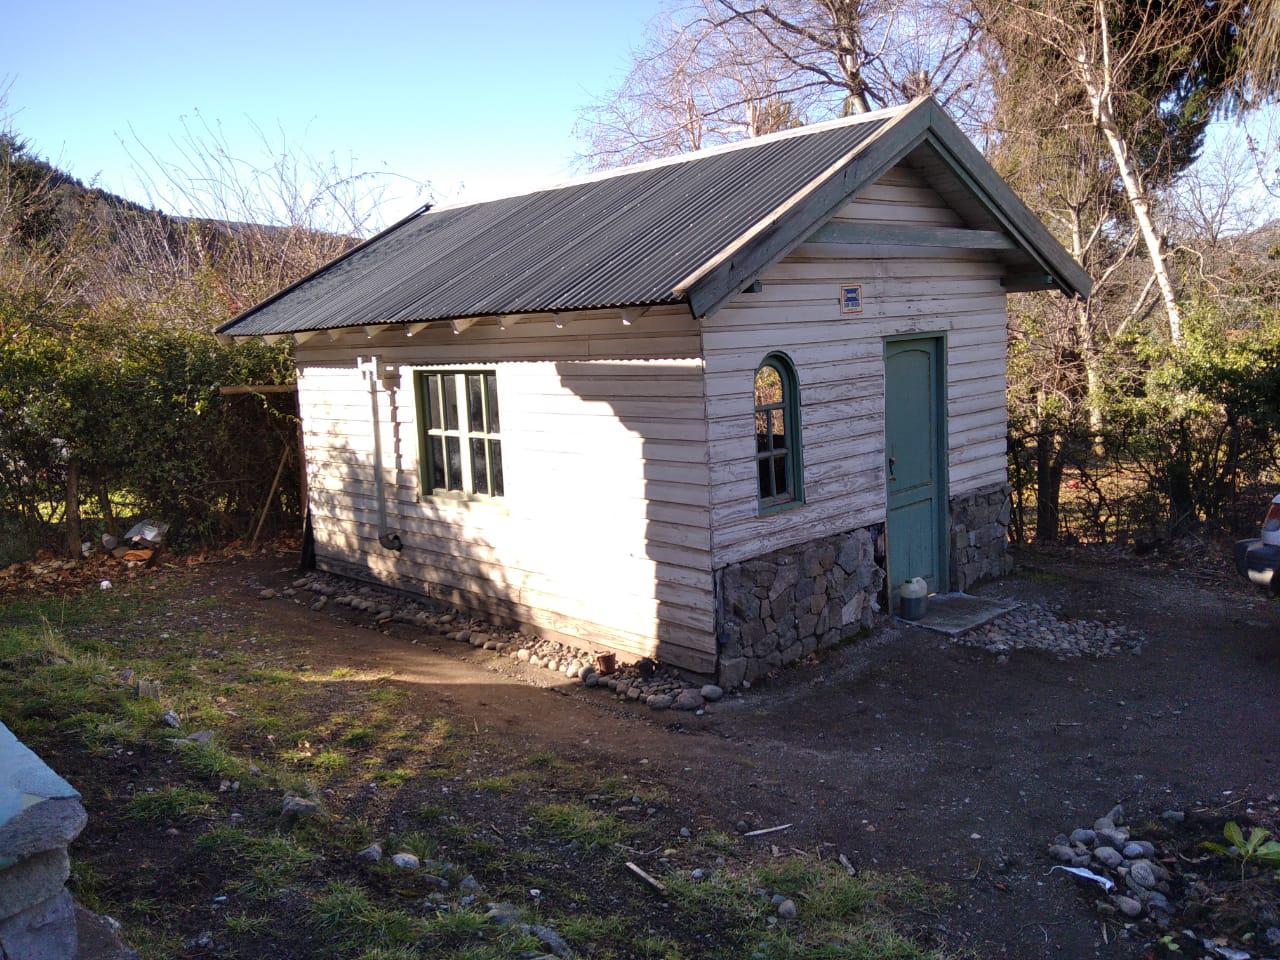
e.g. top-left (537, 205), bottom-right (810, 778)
top-left (1049, 804), bottom-right (1174, 922)
top-left (958, 602), bottom-right (1142, 658)
top-left (291, 574), bottom-right (721, 714)
top-left (1049, 801), bottom-right (1280, 959)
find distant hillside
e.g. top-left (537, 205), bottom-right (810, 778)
top-left (1, 132), bottom-right (355, 323)
top-left (0, 132), bottom-right (157, 247)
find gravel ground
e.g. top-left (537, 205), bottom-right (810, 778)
top-left (953, 602), bottom-right (1145, 658)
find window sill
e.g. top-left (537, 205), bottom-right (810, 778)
top-left (417, 490), bottom-right (511, 516)
top-left (757, 498), bottom-right (806, 518)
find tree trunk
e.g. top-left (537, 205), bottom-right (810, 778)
top-left (1077, 37), bottom-right (1184, 345)
top-left (1165, 418), bottom-right (1197, 535)
top-left (65, 457), bottom-right (82, 560)
top-left (95, 482), bottom-right (118, 538)
top-left (831, 2), bottom-right (870, 114)
top-left (1035, 429), bottom-right (1065, 541)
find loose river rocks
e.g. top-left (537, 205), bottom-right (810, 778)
top-left (958, 601), bottom-right (1143, 658)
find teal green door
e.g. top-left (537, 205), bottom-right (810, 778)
top-left (885, 338), bottom-right (945, 596)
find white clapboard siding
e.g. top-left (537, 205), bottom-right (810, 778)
top-left (705, 161), bottom-right (1008, 567)
top-left (295, 311), bottom-right (717, 673)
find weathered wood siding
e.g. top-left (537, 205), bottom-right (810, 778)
top-left (704, 162), bottom-right (1009, 567)
top-left (295, 306), bottom-right (717, 672)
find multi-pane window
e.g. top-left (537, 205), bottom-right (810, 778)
top-left (754, 354), bottom-right (802, 509)
top-left (416, 371), bottom-right (503, 497)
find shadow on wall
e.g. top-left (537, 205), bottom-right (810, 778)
top-left (302, 349), bottom-right (717, 678)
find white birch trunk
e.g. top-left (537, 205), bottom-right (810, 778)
top-left (1078, 5), bottom-right (1185, 345)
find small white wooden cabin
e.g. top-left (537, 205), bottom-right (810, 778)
top-left (220, 97), bottom-right (1089, 688)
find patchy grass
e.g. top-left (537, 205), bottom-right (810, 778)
top-left (196, 825), bottom-right (319, 898)
top-left (663, 858), bottom-right (951, 960)
top-left (126, 786), bottom-right (217, 821)
top-left (531, 801), bottom-right (632, 847)
top-left (469, 771), bottom-right (532, 793)
top-left (0, 570), bottom-right (958, 960)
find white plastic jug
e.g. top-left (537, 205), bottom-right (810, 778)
top-left (899, 577), bottom-right (929, 620)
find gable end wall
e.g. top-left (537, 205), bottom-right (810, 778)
top-left (706, 162), bottom-right (1011, 682)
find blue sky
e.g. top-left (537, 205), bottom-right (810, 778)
top-left (2, 0), bottom-right (658, 221)
top-left (4, 1), bottom-right (1275, 233)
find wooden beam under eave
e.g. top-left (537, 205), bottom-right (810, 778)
top-left (1001, 272), bottom-right (1057, 292)
top-left (405, 322), bottom-right (430, 337)
top-left (363, 324), bottom-right (388, 339)
top-left (262, 334), bottom-right (288, 345)
top-left (620, 306), bottom-right (648, 326)
top-left (451, 317), bottom-right (478, 335)
top-left (293, 330), bottom-right (321, 345)
top-left (326, 328), bottom-right (346, 342)
top-left (806, 221), bottom-right (1016, 250)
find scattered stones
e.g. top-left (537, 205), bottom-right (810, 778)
top-left (485, 902), bottom-right (520, 926)
top-left (184, 731), bottom-right (215, 745)
top-left (257, 588), bottom-right (275, 600)
top-left (1093, 846), bottom-right (1123, 868)
top-left (1048, 844), bottom-right (1078, 864)
top-left (1096, 827), bottom-right (1128, 849)
top-left (1128, 859), bottom-right (1158, 889)
top-left (777, 899), bottom-right (798, 919)
top-left (672, 689), bottom-right (704, 712)
top-left (1113, 895), bottom-right (1142, 917)
top-left (293, 572), bottom-right (726, 714)
top-left (1050, 800), bottom-right (1270, 956)
top-left (356, 843), bottom-right (382, 863)
top-left (525, 923), bottom-right (571, 958)
top-left (458, 874), bottom-right (482, 895)
top-left (1162, 809), bottom-right (1186, 823)
top-left (390, 852), bottom-right (420, 870)
top-left (280, 795), bottom-right (321, 821)
top-left (160, 710), bottom-right (181, 729)
top-left (959, 603), bottom-right (1142, 658)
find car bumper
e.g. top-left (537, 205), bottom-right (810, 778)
top-left (1235, 538), bottom-right (1280, 593)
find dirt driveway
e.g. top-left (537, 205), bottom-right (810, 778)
top-left (235, 546), bottom-right (1280, 958)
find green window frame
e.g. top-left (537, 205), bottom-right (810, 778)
top-left (754, 353), bottom-right (803, 511)
top-left (415, 370), bottom-right (503, 498)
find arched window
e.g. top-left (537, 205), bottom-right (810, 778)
top-left (754, 353), bottom-right (803, 509)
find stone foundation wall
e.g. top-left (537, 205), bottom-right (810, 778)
top-left (0, 723), bottom-right (86, 960)
top-left (949, 481), bottom-right (1014, 592)
top-left (714, 524), bottom-right (886, 688)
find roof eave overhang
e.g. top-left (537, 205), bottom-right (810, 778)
top-left (220, 296), bottom-right (691, 342)
top-left (682, 98), bottom-right (1091, 320)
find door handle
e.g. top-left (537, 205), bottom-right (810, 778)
top-left (888, 456), bottom-right (896, 480)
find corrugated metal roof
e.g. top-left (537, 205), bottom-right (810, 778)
top-left (219, 110), bottom-right (896, 335)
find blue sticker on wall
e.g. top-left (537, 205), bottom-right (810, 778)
top-left (840, 283), bottom-right (864, 315)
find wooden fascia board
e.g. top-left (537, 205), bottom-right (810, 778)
top-left (1001, 272), bottom-right (1056, 292)
top-left (807, 222), bottom-right (1016, 249)
top-left (920, 101), bottom-right (1093, 298)
top-left (685, 101), bottom-right (933, 320)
